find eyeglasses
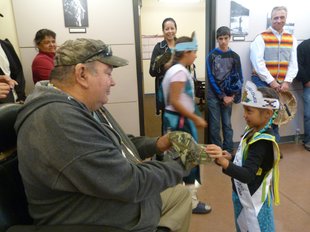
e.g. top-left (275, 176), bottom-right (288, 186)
top-left (82, 46), bottom-right (113, 63)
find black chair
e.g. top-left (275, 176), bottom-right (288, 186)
top-left (0, 103), bottom-right (125, 232)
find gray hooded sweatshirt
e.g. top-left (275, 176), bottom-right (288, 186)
top-left (15, 81), bottom-right (186, 231)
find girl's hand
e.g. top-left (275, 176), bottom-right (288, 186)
top-left (205, 144), bottom-right (222, 158)
top-left (193, 115), bottom-right (208, 128)
top-left (222, 150), bottom-right (233, 160)
top-left (206, 144), bottom-right (230, 169)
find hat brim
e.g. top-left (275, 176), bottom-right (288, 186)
top-left (97, 56), bottom-right (128, 68)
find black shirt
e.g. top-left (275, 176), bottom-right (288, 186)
top-left (224, 135), bottom-right (274, 195)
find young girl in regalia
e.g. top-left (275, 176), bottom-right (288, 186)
top-left (207, 81), bottom-right (281, 231)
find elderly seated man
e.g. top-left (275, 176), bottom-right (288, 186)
top-left (15, 38), bottom-right (195, 232)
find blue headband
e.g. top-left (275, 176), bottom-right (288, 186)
top-left (174, 32), bottom-right (198, 51)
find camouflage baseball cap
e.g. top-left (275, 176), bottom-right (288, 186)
top-left (54, 38), bottom-right (128, 68)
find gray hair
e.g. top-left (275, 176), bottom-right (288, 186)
top-left (50, 65), bottom-right (75, 82)
top-left (271, 6), bottom-right (287, 17)
top-left (50, 62), bottom-right (98, 84)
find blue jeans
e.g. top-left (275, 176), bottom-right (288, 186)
top-left (251, 76), bottom-right (280, 142)
top-left (303, 86), bottom-right (310, 145)
top-left (207, 97), bottom-right (234, 153)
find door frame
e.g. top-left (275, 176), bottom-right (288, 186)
top-left (132, 0), bottom-right (145, 135)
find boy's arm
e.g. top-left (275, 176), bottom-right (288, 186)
top-left (206, 52), bottom-right (226, 100)
top-left (231, 52), bottom-right (244, 104)
top-left (234, 53), bottom-right (244, 84)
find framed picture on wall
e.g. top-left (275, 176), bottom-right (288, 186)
top-left (63, 0), bottom-right (89, 28)
top-left (230, 0), bottom-right (249, 39)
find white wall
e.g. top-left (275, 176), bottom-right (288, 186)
top-left (11, 0), bottom-right (140, 135)
top-left (216, 0), bottom-right (310, 141)
top-left (6, 0), bottom-right (310, 140)
top-left (0, 0), bottom-right (20, 55)
top-left (141, 0), bottom-right (206, 94)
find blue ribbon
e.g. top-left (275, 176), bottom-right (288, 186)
top-left (174, 33), bottom-right (198, 51)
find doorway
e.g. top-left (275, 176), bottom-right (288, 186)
top-left (133, 0), bottom-right (216, 143)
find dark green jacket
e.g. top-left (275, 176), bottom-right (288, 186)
top-left (15, 81), bottom-right (186, 231)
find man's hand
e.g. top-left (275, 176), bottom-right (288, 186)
top-left (0, 75), bottom-right (17, 99)
top-left (279, 81), bottom-right (290, 92)
top-left (0, 82), bottom-right (10, 99)
top-left (156, 134), bottom-right (172, 152)
top-left (0, 75), bottom-right (18, 88)
top-left (269, 80), bottom-right (281, 90)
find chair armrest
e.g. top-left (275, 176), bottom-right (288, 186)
top-left (7, 225), bottom-right (127, 232)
